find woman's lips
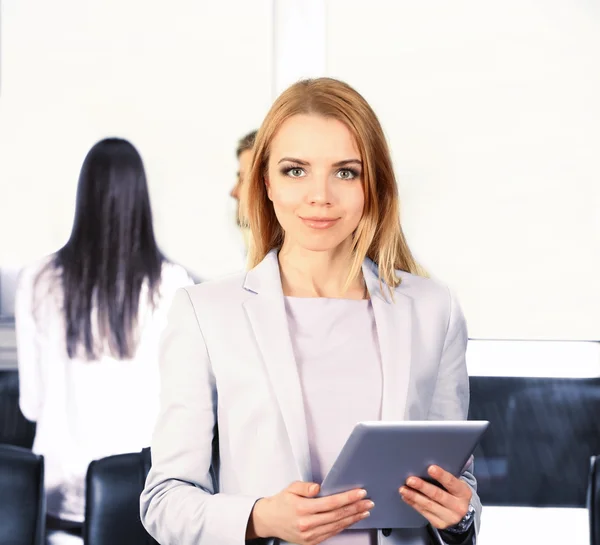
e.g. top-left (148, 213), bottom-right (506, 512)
top-left (300, 217), bottom-right (340, 229)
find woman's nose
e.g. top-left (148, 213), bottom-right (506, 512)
top-left (307, 175), bottom-right (332, 205)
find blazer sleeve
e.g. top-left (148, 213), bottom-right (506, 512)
top-left (15, 266), bottom-right (43, 423)
top-left (427, 288), bottom-right (482, 541)
top-left (140, 288), bottom-right (260, 545)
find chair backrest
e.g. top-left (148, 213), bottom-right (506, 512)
top-left (0, 444), bottom-right (45, 545)
top-left (589, 455), bottom-right (600, 545)
top-left (84, 447), bottom-right (157, 545)
top-left (505, 381), bottom-right (600, 506)
top-left (469, 376), bottom-right (600, 506)
top-left (0, 371), bottom-right (36, 448)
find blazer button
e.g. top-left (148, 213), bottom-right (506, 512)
top-left (382, 528), bottom-right (392, 537)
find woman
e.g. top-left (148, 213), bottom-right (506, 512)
top-left (141, 79), bottom-right (480, 545)
top-left (15, 138), bottom-right (194, 541)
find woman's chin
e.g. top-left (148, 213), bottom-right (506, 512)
top-left (293, 235), bottom-right (351, 254)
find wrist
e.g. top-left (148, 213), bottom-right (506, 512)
top-left (443, 503), bottom-right (475, 535)
top-left (249, 497), bottom-right (272, 539)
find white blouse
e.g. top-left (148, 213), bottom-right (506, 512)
top-left (15, 256), bottom-right (194, 522)
top-left (285, 296), bottom-right (383, 545)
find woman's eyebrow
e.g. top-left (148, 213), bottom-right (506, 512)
top-left (332, 159), bottom-right (362, 167)
top-left (277, 157), bottom-right (309, 165)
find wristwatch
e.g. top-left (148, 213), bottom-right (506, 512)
top-left (443, 504), bottom-right (475, 534)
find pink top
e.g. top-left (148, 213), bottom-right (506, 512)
top-left (285, 296), bottom-right (383, 545)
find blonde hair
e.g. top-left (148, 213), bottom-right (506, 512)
top-left (242, 77), bottom-right (425, 290)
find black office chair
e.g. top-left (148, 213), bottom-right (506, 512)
top-left (0, 370), bottom-right (36, 448)
top-left (84, 447), bottom-right (158, 545)
top-left (589, 455), bottom-right (600, 545)
top-left (505, 381), bottom-right (600, 506)
top-left (0, 444), bottom-right (45, 545)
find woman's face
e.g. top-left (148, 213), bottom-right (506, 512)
top-left (266, 114), bottom-right (365, 254)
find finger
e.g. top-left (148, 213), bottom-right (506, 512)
top-left (399, 487), bottom-right (462, 527)
top-left (308, 508), bottom-right (371, 543)
top-left (427, 466), bottom-right (472, 499)
top-left (288, 481), bottom-right (321, 498)
top-left (302, 499), bottom-right (374, 531)
top-left (402, 477), bottom-right (462, 512)
top-left (310, 488), bottom-right (367, 514)
top-left (401, 494), bottom-right (449, 529)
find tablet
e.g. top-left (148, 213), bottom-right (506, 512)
top-left (318, 420), bottom-right (489, 530)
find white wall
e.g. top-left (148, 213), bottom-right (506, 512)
top-left (273, 0), bottom-right (326, 96)
top-left (0, 0), bottom-right (273, 279)
top-left (326, 0), bottom-right (600, 341)
top-left (1, 0), bottom-right (598, 344)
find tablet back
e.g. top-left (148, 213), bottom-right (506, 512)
top-left (319, 420), bottom-right (489, 529)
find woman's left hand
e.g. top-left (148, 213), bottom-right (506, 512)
top-left (399, 465), bottom-right (471, 530)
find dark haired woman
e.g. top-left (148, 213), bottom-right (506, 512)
top-left (15, 138), bottom-right (193, 541)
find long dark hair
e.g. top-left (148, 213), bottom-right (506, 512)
top-left (47, 138), bottom-right (164, 360)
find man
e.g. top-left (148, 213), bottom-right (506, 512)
top-left (231, 130), bottom-right (256, 252)
top-left (231, 130), bottom-right (257, 227)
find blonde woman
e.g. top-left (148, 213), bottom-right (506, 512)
top-left (141, 78), bottom-right (480, 545)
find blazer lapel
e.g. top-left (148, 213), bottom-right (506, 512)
top-left (363, 260), bottom-right (413, 421)
top-left (242, 250), bottom-right (312, 481)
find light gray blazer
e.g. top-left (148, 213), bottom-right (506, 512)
top-left (140, 250), bottom-right (481, 545)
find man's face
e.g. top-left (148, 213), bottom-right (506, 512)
top-left (231, 149), bottom-right (253, 225)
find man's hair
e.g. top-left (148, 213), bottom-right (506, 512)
top-left (236, 130), bottom-right (257, 158)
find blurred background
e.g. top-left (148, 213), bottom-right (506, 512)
top-left (0, 1), bottom-right (599, 544)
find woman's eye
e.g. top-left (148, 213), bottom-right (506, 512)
top-left (288, 168), bottom-right (305, 178)
top-left (337, 169), bottom-right (357, 180)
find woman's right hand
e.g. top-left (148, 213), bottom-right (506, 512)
top-left (248, 481), bottom-right (374, 545)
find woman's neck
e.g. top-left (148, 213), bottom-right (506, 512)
top-left (277, 242), bottom-right (366, 299)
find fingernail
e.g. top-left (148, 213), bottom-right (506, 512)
top-left (399, 487), bottom-right (407, 494)
top-left (361, 511), bottom-right (370, 518)
top-left (407, 478), bottom-right (417, 486)
top-left (310, 484), bottom-right (319, 494)
top-left (357, 489), bottom-right (367, 499)
top-left (366, 501), bottom-right (375, 509)
top-left (429, 466), bottom-right (439, 475)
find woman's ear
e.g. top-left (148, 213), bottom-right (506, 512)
top-left (264, 175), bottom-right (273, 201)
